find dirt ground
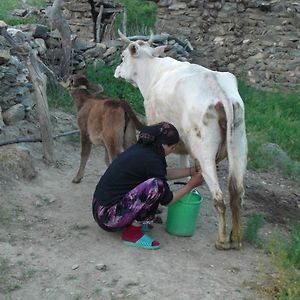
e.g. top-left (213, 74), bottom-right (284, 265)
top-left (0, 111), bottom-right (299, 300)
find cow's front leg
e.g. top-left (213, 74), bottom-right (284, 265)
top-left (213, 189), bottom-right (230, 250)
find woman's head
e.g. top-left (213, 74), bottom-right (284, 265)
top-left (137, 122), bottom-right (179, 155)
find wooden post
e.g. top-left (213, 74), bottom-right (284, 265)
top-left (49, 0), bottom-right (72, 79)
top-left (122, 8), bottom-right (127, 36)
top-left (96, 5), bottom-right (104, 43)
top-left (26, 52), bottom-right (55, 164)
top-left (102, 13), bottom-right (117, 42)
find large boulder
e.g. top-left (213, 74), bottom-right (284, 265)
top-left (0, 145), bottom-right (37, 181)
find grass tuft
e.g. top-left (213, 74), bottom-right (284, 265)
top-left (243, 213), bottom-right (265, 247)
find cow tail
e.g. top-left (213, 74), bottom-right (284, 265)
top-left (219, 83), bottom-right (247, 199)
top-left (119, 100), bottom-right (145, 131)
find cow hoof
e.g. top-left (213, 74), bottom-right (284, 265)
top-left (72, 177), bottom-right (81, 184)
top-left (230, 241), bottom-right (242, 250)
top-left (230, 231), bottom-right (242, 249)
top-left (215, 240), bottom-right (231, 250)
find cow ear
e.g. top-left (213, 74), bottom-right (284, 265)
top-left (152, 45), bottom-right (166, 57)
top-left (129, 44), bottom-right (139, 57)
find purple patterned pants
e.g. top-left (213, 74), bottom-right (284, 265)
top-left (92, 178), bottom-right (165, 232)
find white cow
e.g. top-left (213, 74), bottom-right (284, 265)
top-left (114, 33), bottom-right (247, 250)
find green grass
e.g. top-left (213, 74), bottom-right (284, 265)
top-left (86, 64), bottom-right (145, 114)
top-left (114, 0), bottom-right (157, 35)
top-left (0, 0), bottom-right (47, 26)
top-left (47, 82), bottom-right (74, 114)
top-left (264, 218), bottom-right (300, 299)
top-left (47, 64), bottom-right (144, 116)
top-left (239, 81), bottom-right (300, 181)
top-left (240, 81), bottom-right (300, 161)
top-left (243, 213), bottom-right (265, 247)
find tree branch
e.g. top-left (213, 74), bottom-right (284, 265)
top-left (0, 130), bottom-right (80, 147)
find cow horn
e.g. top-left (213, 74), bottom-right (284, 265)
top-left (118, 29), bottom-right (130, 44)
top-left (148, 29), bottom-right (155, 46)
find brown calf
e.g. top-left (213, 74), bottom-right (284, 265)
top-left (64, 74), bottom-right (144, 183)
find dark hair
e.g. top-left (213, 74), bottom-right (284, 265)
top-left (137, 122), bottom-right (179, 155)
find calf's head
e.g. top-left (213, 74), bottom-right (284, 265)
top-left (62, 74), bottom-right (103, 96)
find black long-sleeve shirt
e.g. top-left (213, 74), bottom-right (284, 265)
top-left (93, 144), bottom-right (173, 207)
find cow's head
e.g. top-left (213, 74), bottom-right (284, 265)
top-left (114, 30), bottom-right (166, 85)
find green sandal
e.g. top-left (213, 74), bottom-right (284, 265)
top-left (123, 234), bottom-right (160, 250)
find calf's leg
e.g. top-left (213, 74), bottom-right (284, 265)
top-left (72, 134), bottom-right (92, 183)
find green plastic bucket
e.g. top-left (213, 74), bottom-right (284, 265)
top-left (166, 189), bottom-right (203, 237)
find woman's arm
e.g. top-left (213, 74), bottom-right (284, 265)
top-left (168, 173), bottom-right (204, 205)
top-left (166, 166), bottom-right (199, 180)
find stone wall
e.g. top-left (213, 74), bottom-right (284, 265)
top-left (0, 23), bottom-right (119, 138)
top-left (155, 0), bottom-right (300, 91)
top-left (62, 0), bottom-right (123, 42)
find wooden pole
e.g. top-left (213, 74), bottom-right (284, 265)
top-left (96, 5), bottom-right (104, 43)
top-left (122, 8), bottom-right (127, 36)
top-left (26, 52), bottom-right (56, 163)
top-left (49, 0), bottom-right (72, 79)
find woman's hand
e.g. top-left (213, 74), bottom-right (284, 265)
top-left (187, 173), bottom-right (204, 189)
top-left (169, 173), bottom-right (204, 205)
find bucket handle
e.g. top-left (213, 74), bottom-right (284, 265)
top-left (173, 182), bottom-right (200, 197)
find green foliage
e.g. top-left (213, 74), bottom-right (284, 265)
top-left (0, 0), bottom-right (47, 26)
top-left (243, 213), bottom-right (265, 247)
top-left (114, 0), bottom-right (157, 35)
top-left (86, 64), bottom-right (145, 115)
top-left (265, 218), bottom-right (300, 299)
top-left (47, 83), bottom-right (75, 114)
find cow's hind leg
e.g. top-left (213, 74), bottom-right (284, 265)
top-left (189, 117), bottom-right (230, 249)
top-left (228, 102), bottom-right (247, 249)
top-left (102, 109), bottom-right (125, 164)
top-left (123, 120), bottom-right (137, 149)
top-left (229, 175), bottom-right (244, 249)
top-left (198, 159), bottom-right (229, 250)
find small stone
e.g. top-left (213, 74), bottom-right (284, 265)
top-left (72, 264), bottom-right (79, 270)
top-left (95, 263), bottom-right (108, 271)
